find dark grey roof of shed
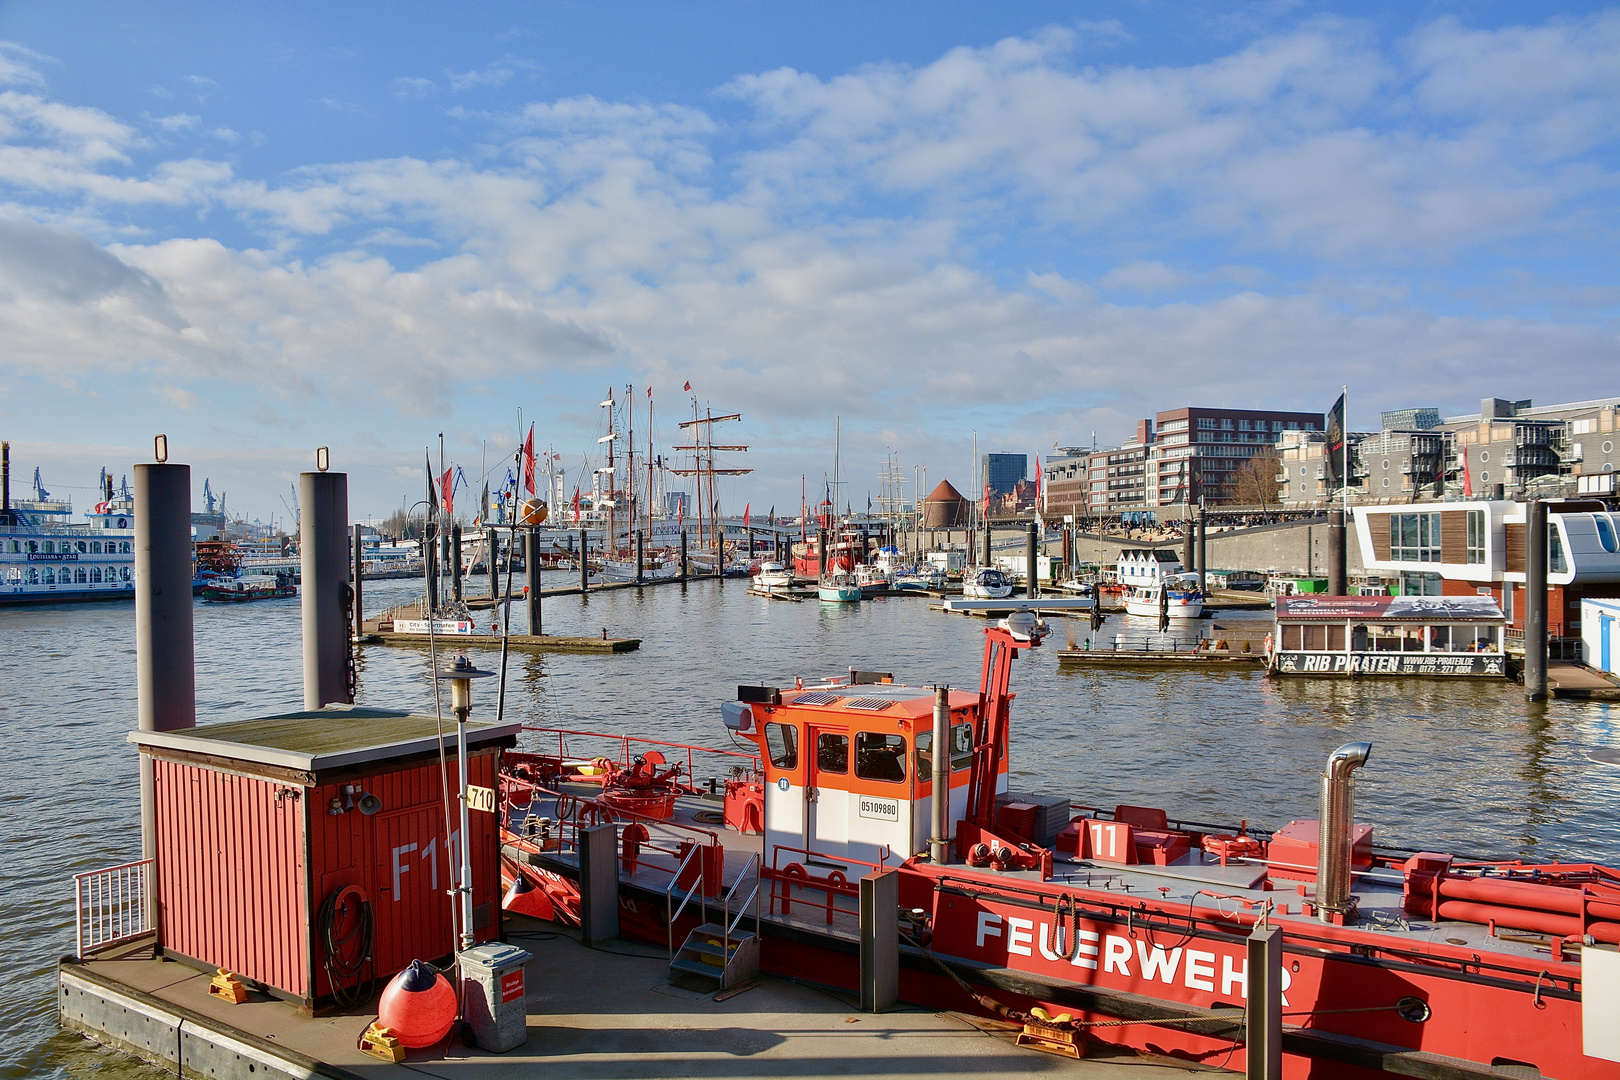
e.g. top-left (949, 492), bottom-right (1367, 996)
top-left (127, 704), bottom-right (519, 772)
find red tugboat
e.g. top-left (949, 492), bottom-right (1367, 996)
top-left (499, 612), bottom-right (1620, 1078)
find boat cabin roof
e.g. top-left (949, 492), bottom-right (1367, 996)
top-left (1275, 595), bottom-right (1504, 623)
top-left (772, 682), bottom-right (980, 724)
top-left (129, 704), bottom-right (520, 775)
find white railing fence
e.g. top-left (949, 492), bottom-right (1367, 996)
top-left (74, 859), bottom-right (153, 959)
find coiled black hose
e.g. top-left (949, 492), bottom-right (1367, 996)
top-left (318, 885), bottom-right (374, 1009)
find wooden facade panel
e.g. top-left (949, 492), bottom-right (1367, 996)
top-left (1439, 511), bottom-right (1469, 563)
top-left (305, 749), bottom-right (502, 998)
top-left (1506, 524), bottom-right (1525, 575)
top-left (157, 747), bottom-right (502, 1005)
top-left (155, 759), bottom-right (308, 998)
top-left (1369, 513), bottom-right (1391, 561)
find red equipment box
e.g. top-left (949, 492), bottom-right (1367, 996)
top-left (131, 705), bottom-right (519, 1010)
top-left (1266, 818), bottom-right (1374, 882)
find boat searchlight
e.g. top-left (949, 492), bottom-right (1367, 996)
top-left (1001, 610), bottom-right (1046, 643)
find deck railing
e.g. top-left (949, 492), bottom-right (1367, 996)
top-left (73, 860), bottom-right (153, 959)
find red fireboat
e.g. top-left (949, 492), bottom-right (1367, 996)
top-left (499, 610), bottom-right (1619, 1079)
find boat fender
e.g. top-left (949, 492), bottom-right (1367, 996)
top-left (376, 961), bottom-right (457, 1048)
top-left (1202, 834), bottom-right (1264, 865)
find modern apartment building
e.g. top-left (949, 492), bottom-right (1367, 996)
top-left (1148, 406), bottom-right (1324, 507)
top-left (1352, 500), bottom-right (1620, 642)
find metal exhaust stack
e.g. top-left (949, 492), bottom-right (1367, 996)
top-left (1316, 741), bottom-right (1371, 922)
top-left (930, 685), bottom-right (950, 864)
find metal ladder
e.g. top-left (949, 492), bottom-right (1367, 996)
top-left (665, 851), bottom-right (761, 990)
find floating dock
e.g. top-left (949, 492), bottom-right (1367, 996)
top-left (362, 598), bottom-right (642, 653)
top-left (59, 926), bottom-right (1188, 1080)
top-left (1057, 646), bottom-right (1267, 668)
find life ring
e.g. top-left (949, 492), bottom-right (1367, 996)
top-left (1263, 634), bottom-right (1274, 655)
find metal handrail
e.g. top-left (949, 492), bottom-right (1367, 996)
top-left (721, 853), bottom-right (761, 963)
top-left (664, 846), bottom-right (707, 962)
top-left (73, 859), bottom-right (153, 960)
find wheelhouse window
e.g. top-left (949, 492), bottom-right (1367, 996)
top-left (90, 541), bottom-right (101, 553)
top-left (816, 732), bottom-right (848, 774)
top-left (1390, 512), bottom-right (1441, 562)
top-left (764, 722), bottom-right (799, 770)
top-left (950, 722), bottom-right (974, 771)
top-left (855, 732), bottom-right (906, 783)
top-left (42, 540), bottom-right (54, 554)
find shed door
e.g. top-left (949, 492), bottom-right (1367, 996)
top-left (372, 806), bottom-right (454, 974)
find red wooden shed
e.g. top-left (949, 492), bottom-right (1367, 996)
top-left (129, 704), bottom-right (518, 1010)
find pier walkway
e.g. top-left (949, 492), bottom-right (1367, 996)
top-left (61, 926), bottom-right (1201, 1080)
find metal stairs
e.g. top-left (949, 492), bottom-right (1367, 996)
top-left (666, 850), bottom-right (762, 990)
top-left (669, 922), bottom-right (760, 989)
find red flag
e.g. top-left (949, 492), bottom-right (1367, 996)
top-left (743, 503), bottom-right (750, 529)
top-left (1034, 455), bottom-right (1042, 508)
top-left (1461, 444), bottom-right (1472, 497)
top-left (683, 381), bottom-right (691, 391)
top-left (440, 468), bottom-right (455, 516)
top-left (572, 487), bottom-right (580, 522)
top-left (983, 484), bottom-right (991, 513)
top-left (522, 424), bottom-right (536, 496)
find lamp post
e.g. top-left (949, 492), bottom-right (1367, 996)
top-left (433, 655), bottom-right (494, 950)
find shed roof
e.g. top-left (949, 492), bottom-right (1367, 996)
top-left (129, 704), bottom-right (520, 775)
top-left (924, 480), bottom-right (968, 503)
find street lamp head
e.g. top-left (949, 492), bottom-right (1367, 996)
top-left (432, 654), bottom-right (494, 716)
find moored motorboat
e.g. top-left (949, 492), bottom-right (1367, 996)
top-left (961, 566), bottom-right (1012, 599)
top-left (1124, 574), bottom-right (1204, 618)
top-left (817, 570), bottom-right (862, 603)
top-left (201, 572), bottom-right (296, 602)
top-left (854, 563), bottom-right (890, 596)
top-left (753, 561), bottom-right (792, 590)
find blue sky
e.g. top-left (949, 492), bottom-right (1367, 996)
top-left (0, 2), bottom-right (1616, 521)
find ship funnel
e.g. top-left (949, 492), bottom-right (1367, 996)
top-left (1316, 741), bottom-right (1371, 922)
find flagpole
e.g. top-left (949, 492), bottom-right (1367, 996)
top-left (1342, 384), bottom-right (1349, 516)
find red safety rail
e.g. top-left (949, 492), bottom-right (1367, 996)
top-left (500, 774), bottom-right (728, 896)
top-left (766, 844), bottom-right (892, 925)
top-left (518, 726), bottom-right (761, 789)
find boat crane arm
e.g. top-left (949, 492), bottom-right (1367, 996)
top-left (966, 623), bottom-right (1041, 830)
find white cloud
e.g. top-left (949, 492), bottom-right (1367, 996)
top-left (186, 75), bottom-right (218, 88)
top-left (0, 12), bottom-right (1614, 495)
top-left (211, 127), bottom-right (239, 143)
top-left (155, 112), bottom-right (199, 131)
top-left (392, 76), bottom-right (436, 99)
top-left (0, 41), bottom-right (50, 88)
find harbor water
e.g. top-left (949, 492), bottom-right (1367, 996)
top-left (4, 576), bottom-right (1618, 1078)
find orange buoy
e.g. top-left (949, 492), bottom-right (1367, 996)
top-left (376, 961), bottom-right (457, 1048)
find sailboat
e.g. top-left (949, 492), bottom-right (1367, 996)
top-left (816, 417), bottom-right (864, 601)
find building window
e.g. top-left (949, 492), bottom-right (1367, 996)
top-left (1479, 451), bottom-right (1490, 462)
top-left (1220, 418), bottom-right (1234, 430)
top-left (1466, 510), bottom-right (1485, 564)
top-left (1197, 418), bottom-right (1217, 430)
top-left (1480, 471), bottom-right (1489, 483)
top-left (90, 541), bottom-right (101, 553)
top-left (1399, 572), bottom-right (1443, 596)
top-left (1596, 514), bottom-right (1619, 554)
top-left (1551, 527), bottom-right (1567, 575)
top-left (43, 540), bottom-right (54, 553)
top-left (1390, 512), bottom-right (1442, 562)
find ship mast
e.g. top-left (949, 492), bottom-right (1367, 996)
top-left (671, 405), bottom-right (751, 566)
top-left (599, 389), bottom-right (617, 562)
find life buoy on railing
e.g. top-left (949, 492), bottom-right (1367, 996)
top-left (1263, 633), bottom-right (1274, 655)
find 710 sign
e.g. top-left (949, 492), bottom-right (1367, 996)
top-left (466, 785), bottom-right (497, 814)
